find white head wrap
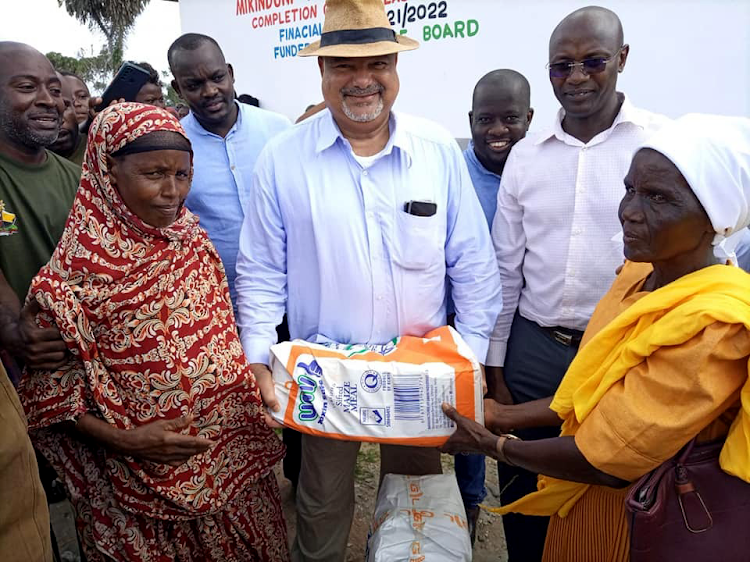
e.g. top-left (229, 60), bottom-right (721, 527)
top-left (640, 114), bottom-right (750, 260)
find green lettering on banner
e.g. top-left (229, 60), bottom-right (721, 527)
top-left (468, 19), bottom-right (479, 37)
top-left (422, 19), bottom-right (480, 42)
top-left (454, 20), bottom-right (466, 38)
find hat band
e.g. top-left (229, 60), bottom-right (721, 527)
top-left (319, 27), bottom-right (397, 48)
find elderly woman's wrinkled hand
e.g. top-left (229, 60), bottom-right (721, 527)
top-left (439, 403), bottom-right (498, 456)
top-left (122, 415), bottom-right (215, 467)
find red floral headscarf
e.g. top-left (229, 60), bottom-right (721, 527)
top-left (19, 103), bottom-right (283, 520)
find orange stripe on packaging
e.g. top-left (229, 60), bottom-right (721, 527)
top-left (269, 326), bottom-right (483, 446)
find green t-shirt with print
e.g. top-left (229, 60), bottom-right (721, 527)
top-left (0, 150), bottom-right (80, 301)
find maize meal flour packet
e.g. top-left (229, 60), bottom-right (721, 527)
top-left (366, 474), bottom-right (471, 562)
top-left (268, 326), bottom-right (483, 446)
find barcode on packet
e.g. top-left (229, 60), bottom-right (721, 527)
top-left (393, 374), bottom-right (423, 421)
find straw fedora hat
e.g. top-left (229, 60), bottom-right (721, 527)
top-left (299, 0), bottom-right (419, 58)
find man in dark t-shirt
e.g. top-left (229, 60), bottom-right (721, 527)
top-left (0, 42), bottom-right (79, 301)
top-left (0, 41), bottom-right (75, 367)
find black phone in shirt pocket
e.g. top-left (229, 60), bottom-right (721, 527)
top-left (403, 200), bottom-right (437, 217)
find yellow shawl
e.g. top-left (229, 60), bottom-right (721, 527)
top-left (499, 263), bottom-right (750, 517)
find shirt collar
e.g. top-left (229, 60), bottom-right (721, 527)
top-left (534, 93), bottom-right (642, 147)
top-left (185, 101), bottom-right (242, 138)
top-left (315, 109), bottom-right (414, 167)
top-left (465, 141), bottom-right (502, 179)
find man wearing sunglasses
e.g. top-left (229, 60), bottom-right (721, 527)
top-left (485, 6), bottom-right (668, 560)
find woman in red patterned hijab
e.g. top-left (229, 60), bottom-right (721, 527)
top-left (19, 103), bottom-right (288, 561)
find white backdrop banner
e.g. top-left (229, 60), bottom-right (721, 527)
top-left (179, 0), bottom-right (750, 137)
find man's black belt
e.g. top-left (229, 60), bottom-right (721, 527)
top-left (540, 325), bottom-right (584, 347)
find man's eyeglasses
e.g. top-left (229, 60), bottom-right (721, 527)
top-left (546, 47), bottom-right (624, 79)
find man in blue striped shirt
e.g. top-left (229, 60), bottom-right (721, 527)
top-left (235, 1), bottom-right (502, 559)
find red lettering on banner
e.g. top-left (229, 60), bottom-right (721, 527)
top-left (237, 0), bottom-right (295, 17)
top-left (249, 4), bottom-right (318, 28)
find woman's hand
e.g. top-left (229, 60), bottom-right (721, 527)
top-left (119, 415), bottom-right (215, 467)
top-left (439, 403), bottom-right (498, 456)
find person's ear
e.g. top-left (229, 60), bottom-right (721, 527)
top-left (318, 56), bottom-right (325, 77)
top-left (468, 110), bottom-right (473, 129)
top-left (106, 155), bottom-right (119, 186)
top-left (526, 108), bottom-right (534, 130)
top-left (171, 79), bottom-right (181, 99)
top-left (617, 44), bottom-right (630, 73)
top-left (227, 63), bottom-right (235, 83)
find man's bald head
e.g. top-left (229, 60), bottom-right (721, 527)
top-left (472, 70), bottom-right (530, 111)
top-left (547, 7), bottom-right (628, 131)
top-left (0, 41), bottom-right (62, 158)
top-left (469, 69), bottom-right (533, 176)
top-left (0, 42), bottom-right (56, 82)
top-left (549, 6), bottom-right (624, 57)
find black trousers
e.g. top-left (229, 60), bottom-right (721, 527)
top-left (499, 313), bottom-right (581, 562)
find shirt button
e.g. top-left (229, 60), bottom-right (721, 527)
top-left (362, 170), bottom-right (369, 176)
top-left (377, 295), bottom-right (384, 301)
top-left (230, 165), bottom-right (236, 170)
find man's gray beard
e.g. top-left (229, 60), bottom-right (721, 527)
top-left (342, 97), bottom-right (384, 123)
top-left (0, 103), bottom-right (59, 149)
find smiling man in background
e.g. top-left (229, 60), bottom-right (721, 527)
top-left (486, 7), bottom-right (668, 560)
top-left (456, 68), bottom-right (533, 542)
top-left (465, 70), bottom-right (533, 225)
top-left (0, 42), bottom-right (80, 305)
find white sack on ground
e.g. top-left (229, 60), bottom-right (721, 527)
top-left (366, 474), bottom-right (472, 562)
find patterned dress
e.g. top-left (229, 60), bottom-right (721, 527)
top-left (19, 103), bottom-right (288, 561)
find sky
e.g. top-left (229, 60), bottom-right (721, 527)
top-left (0, 0), bottom-right (181, 92)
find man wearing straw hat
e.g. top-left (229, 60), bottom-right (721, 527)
top-left (235, 0), bottom-right (502, 559)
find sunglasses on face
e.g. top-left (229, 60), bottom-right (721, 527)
top-left (546, 47), bottom-right (624, 79)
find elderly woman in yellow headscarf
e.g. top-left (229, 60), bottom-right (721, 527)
top-left (441, 114), bottom-right (750, 561)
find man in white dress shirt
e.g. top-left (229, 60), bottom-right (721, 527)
top-left (235, 1), bottom-right (502, 560)
top-left (486, 7), bottom-right (667, 560)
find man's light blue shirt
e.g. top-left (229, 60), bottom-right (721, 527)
top-left (181, 102), bottom-right (291, 309)
top-left (463, 141), bottom-right (503, 227)
top-left (236, 109), bottom-right (502, 365)
top-left (735, 228), bottom-right (750, 272)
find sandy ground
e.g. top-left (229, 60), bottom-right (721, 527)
top-left (51, 444), bottom-right (508, 561)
